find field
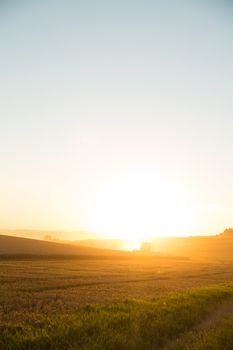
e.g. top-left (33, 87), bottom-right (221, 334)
top-left (1, 255), bottom-right (233, 349)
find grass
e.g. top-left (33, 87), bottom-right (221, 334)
top-left (1, 283), bottom-right (233, 350)
top-left (1, 256), bottom-right (233, 349)
top-left (190, 316), bottom-right (233, 350)
top-left (182, 314), bottom-right (233, 350)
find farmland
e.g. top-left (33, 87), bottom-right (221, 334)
top-left (1, 254), bottom-right (233, 349)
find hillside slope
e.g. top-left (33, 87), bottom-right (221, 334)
top-left (0, 235), bottom-right (127, 256)
top-left (151, 231), bottom-right (233, 260)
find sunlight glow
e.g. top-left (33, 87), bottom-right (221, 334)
top-left (89, 174), bottom-right (196, 243)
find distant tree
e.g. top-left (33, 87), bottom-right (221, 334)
top-left (44, 235), bottom-right (53, 241)
top-left (222, 228), bottom-right (233, 236)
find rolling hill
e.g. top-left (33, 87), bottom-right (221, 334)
top-left (151, 229), bottom-right (233, 260)
top-left (0, 234), bottom-right (128, 256)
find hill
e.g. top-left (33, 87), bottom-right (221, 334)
top-left (151, 229), bottom-right (233, 260)
top-left (44, 236), bottom-right (136, 251)
top-left (0, 235), bottom-right (128, 256)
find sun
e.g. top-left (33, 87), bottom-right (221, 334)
top-left (89, 173), bottom-right (195, 244)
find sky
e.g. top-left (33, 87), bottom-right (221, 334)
top-left (0, 0), bottom-right (233, 240)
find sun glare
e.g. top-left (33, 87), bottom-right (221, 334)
top-left (89, 174), bottom-right (195, 243)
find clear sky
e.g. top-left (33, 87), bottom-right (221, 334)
top-left (1, 0), bottom-right (233, 240)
